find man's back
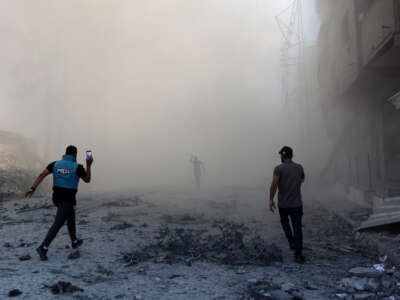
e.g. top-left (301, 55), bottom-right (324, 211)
top-left (274, 162), bottom-right (304, 208)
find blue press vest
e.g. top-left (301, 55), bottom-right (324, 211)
top-left (53, 155), bottom-right (80, 190)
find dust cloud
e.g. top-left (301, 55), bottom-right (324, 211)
top-left (0, 1), bottom-right (317, 191)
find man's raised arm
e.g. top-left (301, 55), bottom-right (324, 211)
top-left (82, 158), bottom-right (93, 183)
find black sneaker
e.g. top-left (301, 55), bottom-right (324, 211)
top-left (36, 246), bottom-right (48, 261)
top-left (294, 254), bottom-right (305, 264)
top-left (71, 239), bottom-right (83, 249)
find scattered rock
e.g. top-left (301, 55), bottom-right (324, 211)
top-left (110, 222), bottom-right (133, 231)
top-left (348, 267), bottom-right (383, 278)
top-left (123, 222), bottom-right (282, 267)
top-left (340, 277), bottom-right (379, 292)
top-left (247, 281), bottom-right (300, 300)
top-left (3, 242), bottom-right (12, 248)
top-left (381, 274), bottom-right (393, 289)
top-left (18, 242), bottom-right (35, 248)
top-left (8, 289), bottom-right (22, 297)
top-left (96, 265), bottom-right (114, 276)
top-left (304, 281), bottom-right (318, 290)
top-left (168, 274), bottom-right (183, 279)
top-left (68, 251), bottom-right (80, 260)
top-left (393, 272), bottom-right (400, 280)
top-left (281, 282), bottom-right (295, 292)
top-left (352, 293), bottom-right (376, 300)
top-left (18, 255), bottom-right (31, 261)
top-left (336, 293), bottom-right (350, 300)
top-left (49, 281), bottom-right (84, 294)
top-left (269, 289), bottom-right (297, 300)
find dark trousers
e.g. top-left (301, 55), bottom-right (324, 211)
top-left (279, 206), bottom-right (303, 256)
top-left (42, 201), bottom-right (77, 247)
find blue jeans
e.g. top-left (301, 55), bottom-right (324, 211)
top-left (279, 206), bottom-right (303, 256)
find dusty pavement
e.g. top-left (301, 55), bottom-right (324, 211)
top-left (1, 188), bottom-right (399, 299)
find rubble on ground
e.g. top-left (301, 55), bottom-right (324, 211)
top-left (123, 221), bottom-right (282, 267)
top-left (336, 261), bottom-right (400, 299)
top-left (110, 222), bottom-right (133, 231)
top-left (8, 289), bottom-right (22, 297)
top-left (18, 255), bottom-right (31, 261)
top-left (246, 280), bottom-right (303, 300)
top-left (46, 281), bottom-right (84, 294)
top-left (68, 251), bottom-right (80, 260)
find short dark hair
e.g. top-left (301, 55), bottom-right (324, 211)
top-left (279, 146), bottom-right (293, 159)
top-left (66, 145), bottom-right (77, 156)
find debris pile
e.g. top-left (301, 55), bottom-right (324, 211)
top-left (336, 258), bottom-right (400, 299)
top-left (123, 221), bottom-right (282, 267)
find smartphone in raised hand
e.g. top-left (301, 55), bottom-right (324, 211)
top-left (86, 150), bottom-right (93, 160)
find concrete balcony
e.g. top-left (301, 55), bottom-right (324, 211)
top-left (359, 0), bottom-right (400, 71)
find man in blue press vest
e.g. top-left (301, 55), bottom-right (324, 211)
top-left (26, 145), bottom-right (93, 261)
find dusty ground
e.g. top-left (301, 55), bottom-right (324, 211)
top-left (0, 188), bottom-right (399, 299)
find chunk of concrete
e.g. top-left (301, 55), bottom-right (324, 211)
top-left (348, 267), bottom-right (383, 278)
top-left (340, 277), bottom-right (379, 292)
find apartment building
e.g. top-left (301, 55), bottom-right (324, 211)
top-left (317, 0), bottom-right (400, 199)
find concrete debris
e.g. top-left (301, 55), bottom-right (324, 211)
top-left (18, 255), bottom-right (31, 261)
top-left (352, 293), bottom-right (376, 300)
top-left (304, 281), bottom-right (318, 290)
top-left (123, 221), bottom-right (282, 267)
top-left (280, 282), bottom-right (296, 292)
top-left (8, 289), bottom-right (22, 297)
top-left (96, 265), bottom-right (114, 276)
top-left (247, 281), bottom-right (302, 300)
top-left (336, 293), bottom-right (350, 299)
top-left (348, 267), bottom-right (383, 278)
top-left (110, 222), bottom-right (133, 231)
top-left (339, 277), bottom-right (379, 292)
top-left (380, 255), bottom-right (388, 263)
top-left (3, 242), bottom-right (12, 248)
top-left (373, 264), bottom-right (385, 272)
top-left (47, 281), bottom-right (84, 294)
top-left (338, 264), bottom-right (400, 299)
top-left (67, 251), bottom-right (80, 260)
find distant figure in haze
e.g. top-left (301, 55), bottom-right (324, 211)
top-left (190, 155), bottom-right (205, 189)
top-left (25, 145), bottom-right (93, 261)
top-left (269, 146), bottom-right (305, 264)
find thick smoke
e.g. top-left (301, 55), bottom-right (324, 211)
top-left (0, 1), bottom-right (316, 191)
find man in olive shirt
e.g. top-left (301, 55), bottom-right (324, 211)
top-left (26, 145), bottom-right (93, 261)
top-left (269, 146), bottom-right (305, 263)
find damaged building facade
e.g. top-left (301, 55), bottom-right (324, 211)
top-left (317, 0), bottom-right (400, 204)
